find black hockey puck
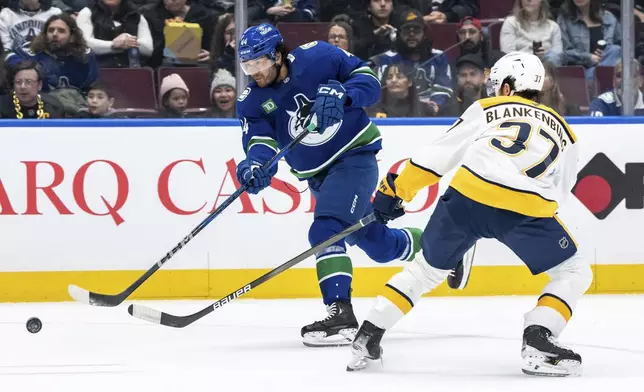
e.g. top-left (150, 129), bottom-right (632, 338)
top-left (26, 317), bottom-right (42, 334)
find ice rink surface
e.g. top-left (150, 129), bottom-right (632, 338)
top-left (1, 295), bottom-right (642, 392)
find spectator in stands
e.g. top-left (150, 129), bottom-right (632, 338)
top-left (369, 8), bottom-right (452, 115)
top-left (327, 14), bottom-right (353, 53)
top-left (500, 0), bottom-right (563, 66)
top-left (590, 60), bottom-right (644, 116)
top-left (208, 68), bottom-right (235, 117)
top-left (352, 0), bottom-right (398, 61)
top-left (367, 63), bottom-right (432, 117)
top-left (540, 60), bottom-right (582, 115)
top-left (145, 0), bottom-right (215, 67)
top-left (5, 14), bottom-right (99, 114)
top-left (208, 12), bottom-right (235, 77)
top-left (0, 0), bottom-right (62, 52)
top-left (76, 0), bottom-right (154, 68)
top-left (600, 0), bottom-right (644, 21)
top-left (557, 0), bottom-right (621, 81)
top-left (441, 53), bottom-right (486, 117)
top-left (456, 16), bottom-right (504, 70)
top-left (0, 60), bottom-right (65, 118)
top-left (51, 0), bottom-right (88, 15)
top-left (252, 0), bottom-right (317, 23)
top-left (399, 0), bottom-right (479, 23)
top-left (77, 80), bottom-right (115, 117)
top-left (159, 72), bottom-right (189, 117)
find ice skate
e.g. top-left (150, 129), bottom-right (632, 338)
top-left (301, 300), bottom-right (358, 347)
top-left (346, 321), bottom-right (384, 371)
top-left (521, 325), bottom-right (582, 377)
top-left (447, 245), bottom-right (476, 290)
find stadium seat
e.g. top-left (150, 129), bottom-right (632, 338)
top-left (479, 0), bottom-right (513, 21)
top-left (99, 68), bottom-right (157, 109)
top-left (277, 22), bottom-right (328, 51)
top-left (595, 66), bottom-right (615, 96)
top-left (487, 22), bottom-right (502, 51)
top-left (426, 23), bottom-right (460, 61)
top-left (555, 66), bottom-right (590, 108)
top-left (157, 67), bottom-right (211, 108)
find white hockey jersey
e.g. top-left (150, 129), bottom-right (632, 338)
top-left (394, 95), bottom-right (578, 218)
top-left (0, 7), bottom-right (62, 52)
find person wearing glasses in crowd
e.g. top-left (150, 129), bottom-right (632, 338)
top-left (0, 60), bottom-right (65, 118)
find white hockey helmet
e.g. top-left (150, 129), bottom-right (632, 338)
top-left (486, 52), bottom-right (545, 97)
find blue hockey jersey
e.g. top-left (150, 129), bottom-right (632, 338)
top-left (5, 46), bottom-right (99, 93)
top-left (589, 90), bottom-right (644, 116)
top-left (237, 40), bottom-right (382, 179)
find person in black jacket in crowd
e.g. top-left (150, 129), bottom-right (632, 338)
top-left (208, 12), bottom-right (235, 77)
top-left (352, 0), bottom-right (400, 61)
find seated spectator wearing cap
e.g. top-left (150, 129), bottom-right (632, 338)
top-left (500, 0), bottom-right (563, 66)
top-left (589, 60), bottom-right (644, 116)
top-left (208, 68), bottom-right (235, 118)
top-left (159, 73), bottom-right (189, 117)
top-left (456, 16), bottom-right (504, 71)
top-left (369, 8), bottom-right (452, 115)
top-left (327, 14), bottom-right (353, 53)
top-left (441, 54), bottom-right (486, 117)
top-left (352, 0), bottom-right (399, 61)
top-left (539, 60), bottom-right (582, 115)
top-left (366, 63), bottom-right (433, 118)
top-left (557, 0), bottom-right (620, 81)
top-left (0, 60), bottom-right (66, 118)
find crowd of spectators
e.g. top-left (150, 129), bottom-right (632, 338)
top-left (0, 0), bottom-right (641, 119)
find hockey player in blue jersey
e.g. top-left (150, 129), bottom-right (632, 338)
top-left (235, 23), bottom-right (424, 347)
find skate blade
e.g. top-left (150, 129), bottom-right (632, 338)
top-left (522, 352), bottom-right (581, 377)
top-left (346, 349), bottom-right (383, 372)
top-left (302, 328), bottom-right (357, 347)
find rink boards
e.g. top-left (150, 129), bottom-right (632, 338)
top-left (0, 117), bottom-right (643, 302)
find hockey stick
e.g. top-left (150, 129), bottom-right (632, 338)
top-left (128, 213), bottom-right (377, 328)
top-left (68, 124), bottom-right (316, 307)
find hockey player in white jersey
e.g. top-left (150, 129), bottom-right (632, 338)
top-left (346, 52), bottom-right (593, 377)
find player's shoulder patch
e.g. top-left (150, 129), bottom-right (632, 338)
top-left (598, 91), bottom-right (616, 104)
top-left (299, 41), bottom-right (319, 50)
top-left (237, 87), bottom-right (251, 102)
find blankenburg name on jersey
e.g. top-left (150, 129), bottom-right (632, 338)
top-left (485, 105), bottom-right (569, 150)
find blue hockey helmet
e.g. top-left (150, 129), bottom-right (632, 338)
top-left (238, 23), bottom-right (284, 75)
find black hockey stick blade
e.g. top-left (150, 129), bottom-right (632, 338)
top-left (128, 213), bottom-right (377, 327)
top-left (68, 128), bottom-right (314, 307)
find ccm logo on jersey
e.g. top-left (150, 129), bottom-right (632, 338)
top-left (572, 152), bottom-right (644, 219)
top-left (318, 86), bottom-right (345, 99)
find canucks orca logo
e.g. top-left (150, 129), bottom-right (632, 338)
top-left (286, 93), bottom-right (342, 147)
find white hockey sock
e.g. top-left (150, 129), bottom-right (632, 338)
top-left (367, 251), bottom-right (450, 330)
top-left (524, 252), bottom-right (593, 337)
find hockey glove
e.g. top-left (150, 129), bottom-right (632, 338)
top-left (236, 158), bottom-right (277, 195)
top-left (306, 80), bottom-right (347, 134)
top-left (373, 173), bottom-right (406, 223)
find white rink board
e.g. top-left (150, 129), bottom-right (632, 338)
top-left (0, 123), bottom-right (643, 272)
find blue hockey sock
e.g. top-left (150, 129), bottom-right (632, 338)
top-left (310, 217), bottom-right (353, 305)
top-left (354, 223), bottom-right (410, 263)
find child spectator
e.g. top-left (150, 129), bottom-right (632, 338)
top-left (500, 0), bottom-right (563, 66)
top-left (159, 73), bottom-right (189, 117)
top-left (77, 80), bottom-right (116, 117)
top-left (208, 68), bottom-right (235, 118)
top-left (76, 0), bottom-right (154, 68)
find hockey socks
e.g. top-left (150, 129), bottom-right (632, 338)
top-left (317, 251), bottom-right (353, 304)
